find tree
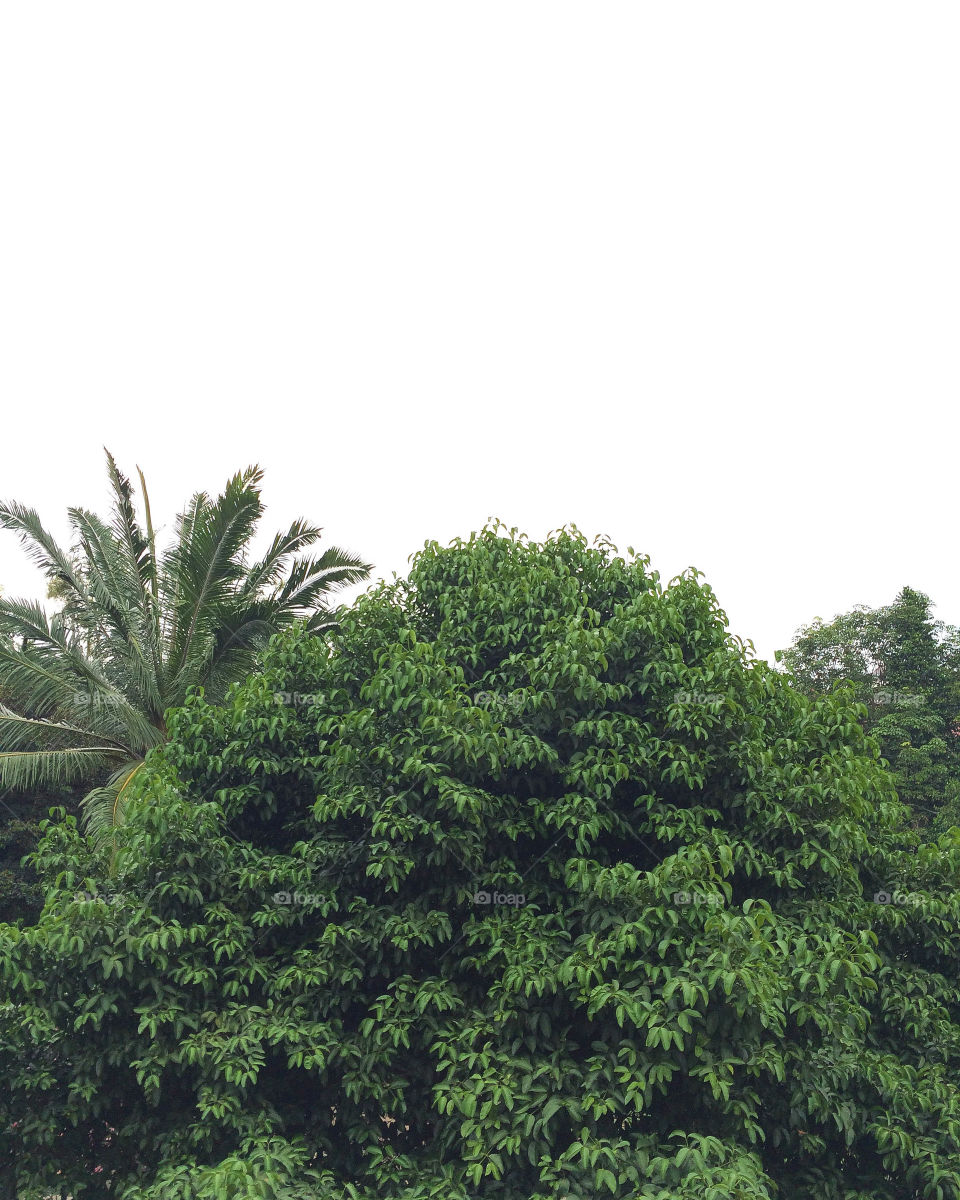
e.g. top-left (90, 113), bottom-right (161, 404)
top-left (0, 783), bottom-right (87, 928)
top-left (0, 451), bottom-right (371, 837)
top-left (778, 587), bottom-right (960, 831)
top-left (3, 524), bottom-right (960, 1198)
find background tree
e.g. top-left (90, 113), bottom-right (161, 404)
top-left (3, 525), bottom-right (960, 1198)
top-left (0, 782), bottom-right (86, 927)
top-left (0, 451), bottom-right (371, 838)
top-left (778, 587), bottom-right (960, 832)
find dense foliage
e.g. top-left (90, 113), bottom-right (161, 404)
top-left (0, 784), bottom-right (84, 927)
top-left (779, 587), bottom-right (960, 833)
top-left (3, 525), bottom-right (960, 1198)
top-left (0, 451), bottom-right (370, 836)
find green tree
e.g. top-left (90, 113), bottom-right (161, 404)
top-left (0, 451), bottom-right (370, 837)
top-left (0, 783), bottom-right (85, 927)
top-left (778, 587), bottom-right (960, 831)
top-left (3, 525), bottom-right (960, 1198)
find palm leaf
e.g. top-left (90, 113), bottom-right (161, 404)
top-left (0, 739), bottom-right (131, 791)
top-left (136, 465), bottom-right (159, 599)
top-left (236, 519), bottom-right (324, 599)
top-left (0, 639), bottom-right (121, 725)
top-left (80, 759), bottom-right (145, 841)
top-left (273, 547), bottom-right (372, 613)
top-left (0, 500), bottom-right (92, 609)
top-left (162, 467), bottom-right (263, 685)
top-left (105, 449), bottom-right (154, 590)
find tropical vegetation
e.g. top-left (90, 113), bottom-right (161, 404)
top-left (4, 526), bottom-right (960, 1197)
top-left (0, 452), bottom-right (370, 840)
top-left (778, 587), bottom-right (960, 834)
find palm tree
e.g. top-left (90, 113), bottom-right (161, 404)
top-left (0, 451), bottom-right (371, 838)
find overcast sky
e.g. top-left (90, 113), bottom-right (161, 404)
top-left (1, 5), bottom-right (957, 663)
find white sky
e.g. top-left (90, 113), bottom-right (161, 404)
top-left (1, 5), bottom-right (957, 663)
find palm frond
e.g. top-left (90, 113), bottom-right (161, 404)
top-left (236, 519), bottom-right (324, 599)
top-left (0, 742), bottom-right (130, 791)
top-left (0, 636), bottom-right (161, 761)
top-left (273, 546), bottom-right (372, 612)
top-left (80, 759), bottom-right (145, 841)
top-left (157, 488), bottom-right (209, 644)
top-left (0, 708), bottom-right (133, 752)
top-left (192, 604), bottom-right (277, 701)
top-left (0, 637), bottom-right (118, 722)
top-left (137, 464), bottom-right (160, 603)
top-left (136, 464), bottom-right (165, 698)
top-left (68, 507), bottom-right (141, 639)
top-left (0, 500), bottom-right (90, 604)
top-left (162, 466), bottom-right (264, 685)
top-left (68, 505), bottom-right (166, 717)
top-left (305, 607), bottom-right (348, 634)
top-left (0, 595), bottom-right (63, 646)
top-left (105, 448), bottom-right (154, 592)
top-left (0, 597), bottom-right (109, 691)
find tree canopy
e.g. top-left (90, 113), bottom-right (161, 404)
top-left (3, 525), bottom-right (960, 1199)
top-left (779, 587), bottom-right (960, 833)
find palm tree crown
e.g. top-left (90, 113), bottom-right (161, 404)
top-left (0, 451), bottom-right (371, 835)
